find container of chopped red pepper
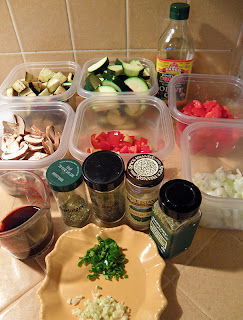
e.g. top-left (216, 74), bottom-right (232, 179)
top-left (168, 74), bottom-right (243, 147)
top-left (69, 95), bottom-right (175, 164)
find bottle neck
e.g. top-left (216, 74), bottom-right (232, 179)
top-left (168, 18), bottom-right (189, 29)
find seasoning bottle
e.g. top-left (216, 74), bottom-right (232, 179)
top-left (46, 159), bottom-right (90, 228)
top-left (125, 154), bottom-right (164, 231)
top-left (150, 179), bottom-right (202, 259)
top-left (156, 2), bottom-right (194, 102)
top-left (82, 150), bottom-right (125, 224)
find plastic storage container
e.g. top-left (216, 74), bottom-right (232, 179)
top-left (168, 74), bottom-right (243, 147)
top-left (69, 95), bottom-right (175, 164)
top-left (78, 57), bottom-right (158, 98)
top-left (0, 61), bottom-right (81, 110)
top-left (181, 121), bottom-right (243, 230)
top-left (0, 101), bottom-right (75, 177)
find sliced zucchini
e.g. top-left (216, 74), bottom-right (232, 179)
top-left (106, 109), bottom-right (125, 125)
top-left (95, 85), bottom-right (117, 93)
top-left (107, 65), bottom-right (124, 76)
top-left (122, 62), bottom-right (144, 77)
top-left (84, 74), bottom-right (102, 91)
top-left (115, 58), bottom-right (124, 65)
top-left (102, 80), bottom-right (122, 92)
top-left (142, 67), bottom-right (150, 80)
top-left (38, 68), bottom-right (56, 82)
top-left (87, 57), bottom-right (109, 74)
top-left (52, 71), bottom-right (67, 84)
top-left (92, 102), bottom-right (120, 112)
top-left (130, 59), bottom-right (144, 67)
top-left (124, 104), bottom-right (147, 118)
top-left (25, 72), bottom-right (38, 83)
top-left (47, 78), bottom-right (61, 93)
top-left (103, 70), bottom-right (115, 81)
top-left (12, 80), bottom-right (26, 93)
top-left (124, 77), bottom-right (148, 92)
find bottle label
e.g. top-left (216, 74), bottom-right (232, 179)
top-left (156, 57), bottom-right (193, 102)
top-left (125, 191), bottom-right (158, 227)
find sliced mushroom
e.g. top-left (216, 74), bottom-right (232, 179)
top-left (46, 125), bottom-right (55, 143)
top-left (24, 134), bottom-right (44, 145)
top-left (28, 144), bottom-right (44, 151)
top-left (2, 120), bottom-right (18, 135)
top-left (42, 136), bottom-right (54, 155)
top-left (53, 131), bottom-right (60, 151)
top-left (13, 114), bottom-right (26, 135)
top-left (27, 152), bottom-right (48, 160)
top-left (1, 142), bottom-right (29, 160)
top-left (29, 125), bottom-right (46, 138)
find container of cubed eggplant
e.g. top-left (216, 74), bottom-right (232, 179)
top-left (0, 61), bottom-right (81, 110)
top-left (78, 57), bottom-right (159, 98)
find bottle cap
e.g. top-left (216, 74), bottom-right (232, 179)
top-left (170, 3), bottom-right (190, 20)
top-left (82, 150), bottom-right (125, 192)
top-left (159, 179), bottom-right (202, 221)
top-left (126, 154), bottom-right (164, 187)
top-left (46, 159), bottom-right (83, 192)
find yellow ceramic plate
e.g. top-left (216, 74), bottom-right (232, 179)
top-left (37, 223), bottom-right (167, 320)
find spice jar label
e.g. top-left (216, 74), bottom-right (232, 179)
top-left (125, 191), bottom-right (158, 227)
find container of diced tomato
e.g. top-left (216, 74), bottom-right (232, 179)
top-left (168, 74), bottom-right (243, 148)
top-left (69, 95), bottom-right (175, 164)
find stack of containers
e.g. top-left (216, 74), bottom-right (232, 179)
top-left (168, 73), bottom-right (243, 230)
top-left (0, 61), bottom-right (80, 176)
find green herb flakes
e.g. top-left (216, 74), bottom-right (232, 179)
top-left (78, 236), bottom-right (127, 281)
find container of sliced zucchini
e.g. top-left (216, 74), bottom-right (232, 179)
top-left (78, 57), bottom-right (158, 98)
top-left (0, 61), bottom-right (81, 110)
top-left (69, 95), bottom-right (174, 164)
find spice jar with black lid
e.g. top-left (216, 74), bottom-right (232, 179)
top-left (125, 154), bottom-right (164, 231)
top-left (46, 159), bottom-right (90, 228)
top-left (82, 150), bottom-right (125, 224)
top-left (150, 179), bottom-right (202, 259)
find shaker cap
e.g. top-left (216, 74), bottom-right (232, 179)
top-left (46, 159), bottom-right (83, 192)
top-left (126, 154), bottom-right (164, 187)
top-left (170, 3), bottom-right (190, 20)
top-left (82, 150), bottom-right (125, 192)
top-left (159, 179), bottom-right (202, 221)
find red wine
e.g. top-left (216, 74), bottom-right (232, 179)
top-left (0, 206), bottom-right (39, 232)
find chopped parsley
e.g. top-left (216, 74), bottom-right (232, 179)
top-left (78, 236), bottom-right (128, 281)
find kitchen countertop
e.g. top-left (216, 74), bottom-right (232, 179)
top-left (0, 97), bottom-right (242, 320)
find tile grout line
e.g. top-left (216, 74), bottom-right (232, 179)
top-left (65, 0), bottom-right (76, 63)
top-left (5, 0), bottom-right (26, 63)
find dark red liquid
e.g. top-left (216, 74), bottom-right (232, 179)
top-left (0, 206), bottom-right (39, 232)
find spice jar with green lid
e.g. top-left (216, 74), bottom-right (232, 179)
top-left (150, 179), bottom-right (202, 259)
top-left (82, 150), bottom-right (125, 224)
top-left (46, 159), bottom-right (90, 228)
top-left (125, 154), bottom-right (164, 231)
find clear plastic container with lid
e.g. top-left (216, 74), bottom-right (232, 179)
top-left (82, 150), bottom-right (125, 224)
top-left (150, 179), bottom-right (202, 259)
top-left (46, 159), bottom-right (90, 228)
top-left (125, 154), bottom-right (164, 230)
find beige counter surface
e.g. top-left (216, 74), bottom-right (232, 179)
top-left (0, 104), bottom-right (242, 320)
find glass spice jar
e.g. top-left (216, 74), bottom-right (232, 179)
top-left (46, 159), bottom-right (90, 228)
top-left (125, 154), bottom-right (164, 230)
top-left (82, 150), bottom-right (125, 224)
top-left (150, 179), bottom-right (202, 259)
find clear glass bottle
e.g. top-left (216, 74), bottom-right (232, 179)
top-left (150, 179), bottom-right (202, 259)
top-left (46, 159), bottom-right (90, 228)
top-left (82, 150), bottom-right (125, 224)
top-left (125, 154), bottom-right (164, 231)
top-left (156, 2), bottom-right (194, 102)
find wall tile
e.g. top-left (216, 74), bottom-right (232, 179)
top-left (67, 0), bottom-right (126, 50)
top-left (192, 50), bottom-right (233, 75)
top-left (8, 0), bottom-right (72, 52)
top-left (128, 50), bottom-right (157, 65)
top-left (24, 51), bottom-right (75, 63)
top-left (127, 0), bottom-right (180, 49)
top-left (0, 0), bottom-right (20, 53)
top-left (189, 0), bottom-right (243, 50)
top-left (177, 230), bottom-right (243, 320)
top-left (0, 53), bottom-right (23, 84)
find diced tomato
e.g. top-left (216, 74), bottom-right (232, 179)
top-left (87, 148), bottom-right (91, 153)
top-left (100, 140), bottom-right (111, 150)
top-left (193, 100), bottom-right (203, 109)
top-left (203, 100), bottom-right (217, 113)
top-left (140, 145), bottom-right (151, 153)
top-left (139, 137), bottom-right (148, 145)
top-left (91, 134), bottom-right (101, 149)
top-left (96, 131), bottom-right (108, 142)
top-left (128, 145), bottom-right (138, 153)
top-left (120, 145), bottom-right (128, 153)
top-left (191, 107), bottom-right (206, 117)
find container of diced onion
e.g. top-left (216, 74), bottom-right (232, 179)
top-left (181, 121), bottom-right (243, 230)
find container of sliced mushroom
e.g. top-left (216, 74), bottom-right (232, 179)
top-left (0, 101), bottom-right (75, 178)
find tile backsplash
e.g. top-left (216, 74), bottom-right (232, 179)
top-left (0, 0), bottom-right (242, 83)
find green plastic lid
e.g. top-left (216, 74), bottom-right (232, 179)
top-left (46, 159), bottom-right (83, 192)
top-left (170, 3), bottom-right (190, 20)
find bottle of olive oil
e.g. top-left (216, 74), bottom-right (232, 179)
top-left (156, 2), bottom-right (194, 103)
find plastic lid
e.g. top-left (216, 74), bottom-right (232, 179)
top-left (82, 150), bottom-right (125, 192)
top-left (46, 159), bottom-right (83, 192)
top-left (170, 3), bottom-right (190, 20)
top-left (126, 154), bottom-right (164, 187)
top-left (159, 179), bottom-right (202, 221)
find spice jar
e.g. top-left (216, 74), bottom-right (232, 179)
top-left (46, 159), bottom-right (90, 228)
top-left (125, 154), bottom-right (164, 230)
top-left (150, 179), bottom-right (202, 259)
top-left (82, 150), bottom-right (125, 224)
